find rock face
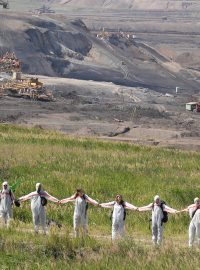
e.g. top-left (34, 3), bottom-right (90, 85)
top-left (0, 14), bottom-right (92, 76)
top-left (26, 28), bottom-right (91, 56)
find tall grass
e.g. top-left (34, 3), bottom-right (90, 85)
top-left (0, 124), bottom-right (200, 269)
top-left (0, 228), bottom-right (200, 270)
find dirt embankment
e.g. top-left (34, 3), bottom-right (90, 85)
top-left (0, 14), bottom-right (92, 77)
top-left (1, 12), bottom-right (200, 92)
top-left (59, 0), bottom-right (200, 10)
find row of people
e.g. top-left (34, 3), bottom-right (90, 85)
top-left (0, 181), bottom-right (200, 247)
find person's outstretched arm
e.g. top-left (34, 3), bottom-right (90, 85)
top-left (60, 194), bottom-right (76, 204)
top-left (178, 204), bottom-right (197, 217)
top-left (179, 204), bottom-right (195, 213)
top-left (138, 203), bottom-right (153, 212)
top-left (164, 204), bottom-right (178, 213)
top-left (100, 201), bottom-right (115, 208)
top-left (44, 191), bottom-right (59, 203)
top-left (124, 202), bottom-right (138, 210)
top-left (85, 194), bottom-right (99, 206)
top-left (19, 192), bottom-right (35, 202)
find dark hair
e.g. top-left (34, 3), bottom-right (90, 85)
top-left (75, 188), bottom-right (85, 198)
top-left (115, 194), bottom-right (125, 205)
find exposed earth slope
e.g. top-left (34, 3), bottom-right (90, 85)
top-left (10, 0), bottom-right (200, 11)
top-left (59, 0), bottom-right (200, 10)
top-left (0, 12), bottom-right (200, 92)
top-left (1, 10), bottom-right (200, 150)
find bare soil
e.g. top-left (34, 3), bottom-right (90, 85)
top-left (1, 9), bottom-right (200, 151)
top-left (1, 75), bottom-right (200, 151)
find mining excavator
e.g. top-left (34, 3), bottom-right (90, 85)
top-left (0, 0), bottom-right (9, 9)
top-left (0, 52), bottom-right (53, 101)
top-left (0, 52), bottom-right (20, 72)
top-left (3, 77), bottom-right (53, 101)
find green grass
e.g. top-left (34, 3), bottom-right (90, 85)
top-left (0, 124), bottom-right (200, 269)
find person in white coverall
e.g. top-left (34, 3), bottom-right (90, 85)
top-left (0, 181), bottom-right (15, 227)
top-left (19, 183), bottom-right (59, 234)
top-left (180, 197), bottom-right (200, 247)
top-left (139, 195), bottom-right (178, 245)
top-left (60, 188), bottom-right (99, 237)
top-left (100, 194), bottom-right (138, 240)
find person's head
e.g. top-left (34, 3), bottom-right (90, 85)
top-left (115, 194), bottom-right (123, 203)
top-left (36, 183), bottom-right (42, 193)
top-left (2, 181), bottom-right (8, 190)
top-left (76, 188), bottom-right (84, 197)
top-left (194, 197), bottom-right (200, 206)
top-left (154, 195), bottom-right (160, 204)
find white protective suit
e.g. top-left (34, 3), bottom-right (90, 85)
top-left (19, 183), bottom-right (59, 234)
top-left (139, 197), bottom-right (177, 245)
top-left (186, 199), bottom-right (200, 247)
top-left (100, 201), bottom-right (137, 240)
top-left (0, 181), bottom-right (15, 227)
top-left (60, 193), bottom-right (98, 237)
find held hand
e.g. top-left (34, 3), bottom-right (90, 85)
top-left (178, 209), bottom-right (187, 213)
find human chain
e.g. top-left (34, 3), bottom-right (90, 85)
top-left (0, 182), bottom-right (199, 247)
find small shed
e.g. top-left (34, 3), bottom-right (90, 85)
top-left (186, 102), bottom-right (198, 111)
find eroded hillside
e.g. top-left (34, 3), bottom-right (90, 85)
top-left (1, 12), bottom-right (200, 92)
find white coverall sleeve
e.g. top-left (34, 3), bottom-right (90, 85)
top-left (19, 192), bottom-right (34, 202)
top-left (163, 204), bottom-right (178, 213)
top-left (179, 204), bottom-right (195, 213)
top-left (187, 204), bottom-right (196, 218)
top-left (187, 204), bottom-right (196, 211)
top-left (60, 194), bottom-right (76, 204)
top-left (124, 202), bottom-right (138, 210)
top-left (138, 203), bottom-right (153, 212)
top-left (100, 201), bottom-right (115, 208)
top-left (44, 192), bottom-right (59, 203)
top-left (85, 194), bottom-right (99, 206)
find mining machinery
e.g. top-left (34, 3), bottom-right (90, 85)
top-left (0, 0), bottom-right (9, 9)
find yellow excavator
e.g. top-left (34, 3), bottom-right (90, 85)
top-left (0, 0), bottom-right (9, 9)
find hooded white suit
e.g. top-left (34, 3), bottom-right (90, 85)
top-left (19, 183), bottom-right (59, 234)
top-left (100, 201), bottom-right (137, 240)
top-left (185, 198), bottom-right (200, 247)
top-left (0, 181), bottom-right (15, 226)
top-left (60, 193), bottom-right (98, 237)
top-left (139, 196), bottom-right (177, 245)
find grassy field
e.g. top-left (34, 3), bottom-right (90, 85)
top-left (0, 124), bottom-right (200, 269)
